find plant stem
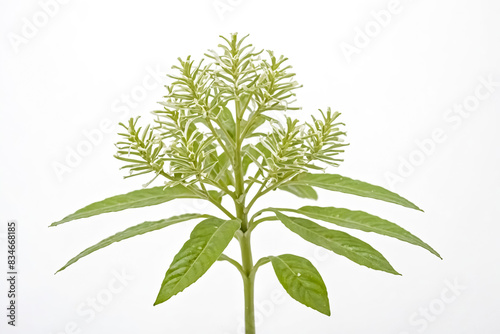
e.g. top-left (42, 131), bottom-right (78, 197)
top-left (240, 232), bottom-right (255, 334)
top-left (246, 170), bottom-right (301, 213)
top-left (234, 96), bottom-right (256, 334)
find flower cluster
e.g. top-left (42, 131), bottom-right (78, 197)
top-left (114, 33), bottom-right (346, 194)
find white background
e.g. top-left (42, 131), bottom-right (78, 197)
top-left (1, 0), bottom-right (500, 333)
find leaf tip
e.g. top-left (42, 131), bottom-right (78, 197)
top-left (319, 305), bottom-right (331, 316)
top-left (153, 296), bottom-right (164, 306)
top-left (426, 245), bottom-right (441, 259)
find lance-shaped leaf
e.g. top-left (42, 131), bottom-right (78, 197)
top-left (278, 185), bottom-right (318, 200)
top-left (51, 185), bottom-right (202, 226)
top-left (56, 214), bottom-right (208, 273)
top-left (240, 113), bottom-right (269, 139)
top-left (154, 218), bottom-right (241, 305)
top-left (207, 190), bottom-right (224, 204)
top-left (242, 142), bottom-right (270, 176)
top-left (200, 106), bottom-right (236, 145)
top-left (270, 254), bottom-right (330, 316)
top-left (273, 211), bottom-right (399, 275)
top-left (288, 173), bottom-right (422, 211)
top-left (281, 206), bottom-right (440, 258)
top-left (217, 106), bottom-right (236, 139)
top-left (208, 151), bottom-right (234, 186)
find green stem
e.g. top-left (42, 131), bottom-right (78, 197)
top-left (240, 232), bottom-right (255, 334)
top-left (246, 170), bottom-right (301, 213)
top-left (190, 181), bottom-right (236, 220)
top-left (233, 97), bottom-right (256, 334)
top-left (205, 117), bottom-right (233, 163)
top-left (219, 254), bottom-right (245, 277)
top-left (213, 117), bottom-right (236, 147)
top-left (244, 168), bottom-right (263, 194)
top-left (245, 178), bottom-right (268, 215)
top-left (250, 256), bottom-right (271, 278)
top-left (249, 216), bottom-right (278, 233)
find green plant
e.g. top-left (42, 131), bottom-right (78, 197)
top-left (51, 33), bottom-right (440, 334)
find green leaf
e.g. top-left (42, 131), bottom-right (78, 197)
top-left (209, 151), bottom-right (234, 186)
top-left (273, 211), bottom-right (399, 275)
top-left (240, 114), bottom-right (268, 138)
top-left (278, 185), bottom-right (318, 200)
top-left (290, 206), bottom-right (441, 258)
top-left (242, 142), bottom-right (271, 176)
top-left (242, 145), bottom-right (256, 176)
top-left (270, 254), bottom-right (330, 316)
top-left (217, 106), bottom-right (236, 139)
top-left (51, 185), bottom-right (202, 226)
top-left (154, 218), bottom-right (241, 305)
top-left (207, 190), bottom-right (223, 204)
top-left (289, 173), bottom-right (422, 211)
top-left (56, 214), bottom-right (208, 273)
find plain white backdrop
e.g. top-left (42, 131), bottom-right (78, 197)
top-left (1, 0), bottom-right (500, 333)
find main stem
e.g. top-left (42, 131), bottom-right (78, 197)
top-left (235, 165), bottom-right (255, 334)
top-left (240, 232), bottom-right (255, 334)
top-left (233, 97), bottom-right (256, 334)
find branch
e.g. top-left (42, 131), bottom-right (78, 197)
top-left (205, 117), bottom-right (233, 160)
top-left (248, 216), bottom-right (278, 233)
top-left (246, 170), bottom-right (302, 214)
top-left (196, 176), bottom-right (237, 220)
top-left (218, 254), bottom-right (245, 277)
top-left (249, 256), bottom-right (271, 279)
